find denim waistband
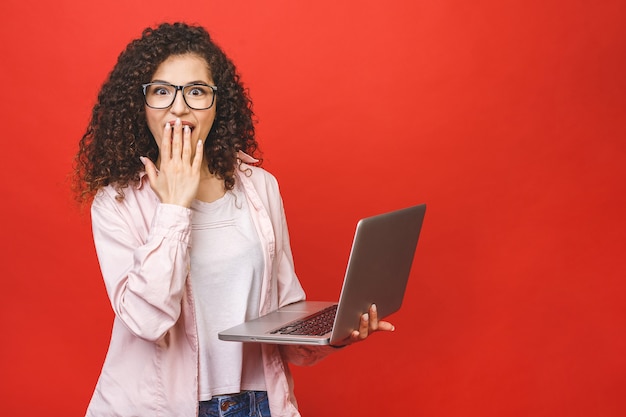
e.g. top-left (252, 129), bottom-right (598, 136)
top-left (199, 391), bottom-right (269, 416)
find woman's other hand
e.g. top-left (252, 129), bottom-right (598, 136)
top-left (337, 304), bottom-right (396, 347)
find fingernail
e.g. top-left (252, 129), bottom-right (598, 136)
top-left (184, 125), bottom-right (190, 133)
top-left (363, 313), bottom-right (369, 321)
top-left (164, 122), bottom-right (171, 130)
top-left (175, 117), bottom-right (181, 126)
top-left (371, 304), bottom-right (377, 313)
top-left (139, 156), bottom-right (147, 165)
top-left (197, 139), bottom-right (203, 147)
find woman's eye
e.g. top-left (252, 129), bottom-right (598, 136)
top-left (154, 88), bottom-right (169, 96)
top-left (188, 86), bottom-right (207, 96)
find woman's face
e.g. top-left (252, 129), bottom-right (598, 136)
top-left (145, 53), bottom-right (216, 165)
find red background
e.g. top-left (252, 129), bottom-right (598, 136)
top-left (1, 1), bottom-right (625, 416)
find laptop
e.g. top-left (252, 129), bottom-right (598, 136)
top-left (218, 203), bottom-right (426, 346)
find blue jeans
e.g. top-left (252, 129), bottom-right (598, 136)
top-left (198, 391), bottom-right (271, 417)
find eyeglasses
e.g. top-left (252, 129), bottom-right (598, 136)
top-left (141, 82), bottom-right (218, 110)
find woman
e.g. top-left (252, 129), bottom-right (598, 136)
top-left (74, 22), bottom-right (393, 417)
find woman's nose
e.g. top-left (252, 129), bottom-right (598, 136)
top-left (169, 90), bottom-right (189, 115)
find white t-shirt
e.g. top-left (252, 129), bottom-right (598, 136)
top-left (190, 183), bottom-right (266, 400)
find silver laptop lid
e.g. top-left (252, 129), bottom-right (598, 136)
top-left (329, 204), bottom-right (426, 344)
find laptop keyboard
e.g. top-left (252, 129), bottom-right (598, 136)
top-left (270, 304), bottom-right (338, 336)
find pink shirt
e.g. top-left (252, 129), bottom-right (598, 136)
top-left (86, 153), bottom-right (334, 417)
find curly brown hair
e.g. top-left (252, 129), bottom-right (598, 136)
top-left (73, 22), bottom-right (259, 203)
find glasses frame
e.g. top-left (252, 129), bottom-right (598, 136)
top-left (141, 82), bottom-right (218, 110)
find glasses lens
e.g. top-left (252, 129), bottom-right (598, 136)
top-left (183, 84), bottom-right (215, 110)
top-left (144, 84), bottom-right (176, 109)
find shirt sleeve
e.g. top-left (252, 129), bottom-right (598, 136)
top-left (275, 193), bottom-right (307, 308)
top-left (279, 344), bottom-right (339, 366)
top-left (91, 192), bottom-right (192, 342)
top-left (267, 176), bottom-right (336, 365)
